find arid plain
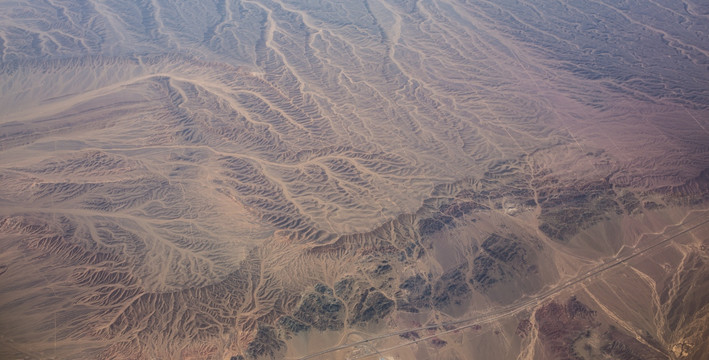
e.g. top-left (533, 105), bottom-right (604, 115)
top-left (1, 0), bottom-right (709, 359)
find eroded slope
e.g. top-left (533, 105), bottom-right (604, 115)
top-left (1, 0), bottom-right (708, 359)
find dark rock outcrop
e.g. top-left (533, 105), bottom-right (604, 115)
top-left (397, 274), bottom-right (432, 312)
top-left (245, 326), bottom-right (284, 360)
top-left (292, 291), bottom-right (345, 331)
top-left (433, 264), bottom-right (470, 309)
top-left (349, 290), bottom-right (394, 325)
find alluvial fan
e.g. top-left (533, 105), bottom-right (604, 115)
top-left (1, 0), bottom-right (708, 359)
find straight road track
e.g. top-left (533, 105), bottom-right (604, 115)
top-left (296, 212), bottom-right (709, 360)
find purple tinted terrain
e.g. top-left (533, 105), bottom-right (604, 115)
top-left (1, 0), bottom-right (708, 359)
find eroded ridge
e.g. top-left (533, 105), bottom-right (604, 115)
top-left (1, 0), bottom-right (708, 359)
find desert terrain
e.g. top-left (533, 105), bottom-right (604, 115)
top-left (1, 0), bottom-right (708, 359)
